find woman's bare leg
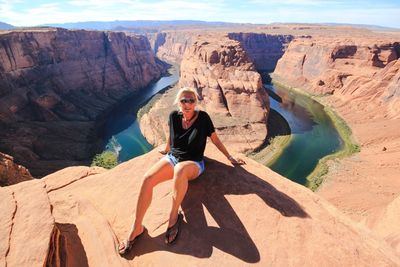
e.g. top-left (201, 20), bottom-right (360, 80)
top-left (119, 158), bottom-right (173, 251)
top-left (168, 161), bottom-right (200, 228)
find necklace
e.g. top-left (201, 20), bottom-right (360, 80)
top-left (183, 113), bottom-right (195, 122)
top-left (182, 112), bottom-right (197, 129)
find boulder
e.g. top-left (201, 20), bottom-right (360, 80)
top-left (0, 152), bottom-right (32, 186)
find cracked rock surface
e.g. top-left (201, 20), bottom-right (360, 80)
top-left (1, 147), bottom-right (400, 266)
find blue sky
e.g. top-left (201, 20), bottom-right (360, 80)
top-left (1, 0), bottom-right (399, 28)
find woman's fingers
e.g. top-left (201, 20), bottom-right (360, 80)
top-left (159, 150), bottom-right (167, 155)
top-left (230, 156), bottom-right (246, 165)
top-left (236, 158), bottom-right (246, 165)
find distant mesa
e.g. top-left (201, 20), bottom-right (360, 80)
top-left (0, 21), bottom-right (15, 30)
top-left (43, 20), bottom-right (253, 31)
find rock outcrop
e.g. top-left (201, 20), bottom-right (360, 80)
top-left (273, 37), bottom-right (400, 118)
top-left (147, 31), bottom-right (197, 63)
top-left (0, 28), bottom-right (166, 177)
top-left (1, 147), bottom-right (400, 266)
top-left (0, 152), bottom-right (32, 186)
top-left (228, 32), bottom-right (293, 71)
top-left (370, 195), bottom-right (400, 255)
top-left (147, 31), bottom-right (294, 69)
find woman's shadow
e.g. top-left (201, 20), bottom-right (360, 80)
top-left (126, 158), bottom-right (309, 263)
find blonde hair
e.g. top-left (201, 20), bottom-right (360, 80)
top-left (174, 87), bottom-right (200, 107)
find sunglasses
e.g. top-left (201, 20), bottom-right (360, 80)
top-left (180, 98), bottom-right (196, 104)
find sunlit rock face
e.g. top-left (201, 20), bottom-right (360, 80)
top-left (147, 31), bottom-right (196, 63)
top-left (227, 32), bottom-right (294, 71)
top-left (273, 37), bottom-right (400, 118)
top-left (1, 147), bottom-right (400, 266)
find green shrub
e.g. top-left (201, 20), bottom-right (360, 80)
top-left (91, 151), bottom-right (118, 169)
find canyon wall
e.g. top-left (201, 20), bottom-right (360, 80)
top-left (0, 28), bottom-right (166, 177)
top-left (147, 31), bottom-right (197, 63)
top-left (273, 37), bottom-right (400, 118)
top-left (147, 31), bottom-right (294, 69)
top-left (227, 32), bottom-right (293, 71)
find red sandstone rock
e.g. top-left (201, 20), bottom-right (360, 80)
top-left (1, 147), bottom-right (400, 266)
top-left (272, 35), bottom-right (400, 256)
top-left (370, 195), bottom-right (400, 254)
top-left (0, 179), bottom-right (54, 266)
top-left (273, 37), bottom-right (400, 117)
top-left (0, 152), bottom-right (32, 186)
top-left (227, 32), bottom-right (293, 70)
top-left (147, 31), bottom-right (196, 63)
top-left (0, 28), bottom-right (166, 176)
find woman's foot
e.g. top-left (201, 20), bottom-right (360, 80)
top-left (165, 213), bottom-right (183, 244)
top-left (118, 225), bottom-right (144, 255)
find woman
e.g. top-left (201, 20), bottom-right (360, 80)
top-left (118, 87), bottom-right (245, 254)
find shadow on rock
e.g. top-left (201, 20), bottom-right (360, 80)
top-left (45, 223), bottom-right (89, 267)
top-left (124, 158), bottom-right (309, 263)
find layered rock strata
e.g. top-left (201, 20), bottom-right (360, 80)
top-left (0, 28), bottom-right (166, 177)
top-left (147, 31), bottom-right (197, 63)
top-left (1, 147), bottom-right (400, 266)
top-left (273, 37), bottom-right (400, 117)
top-left (228, 32), bottom-right (294, 71)
top-left (272, 36), bottom-right (400, 253)
top-left (147, 31), bottom-right (294, 68)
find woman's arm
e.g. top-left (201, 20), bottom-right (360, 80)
top-left (159, 130), bottom-right (170, 155)
top-left (210, 132), bottom-right (245, 165)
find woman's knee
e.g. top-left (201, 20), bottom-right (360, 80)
top-left (173, 164), bottom-right (189, 181)
top-left (141, 173), bottom-right (158, 189)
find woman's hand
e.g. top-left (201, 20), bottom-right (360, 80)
top-left (228, 155), bottom-right (246, 165)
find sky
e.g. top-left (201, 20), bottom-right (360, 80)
top-left (1, 0), bottom-right (400, 28)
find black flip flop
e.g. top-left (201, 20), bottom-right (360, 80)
top-left (118, 230), bottom-right (144, 255)
top-left (165, 213), bottom-right (183, 244)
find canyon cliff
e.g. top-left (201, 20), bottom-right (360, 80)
top-left (147, 31), bottom-right (294, 67)
top-left (273, 37), bottom-right (400, 117)
top-left (147, 31), bottom-right (196, 63)
top-left (227, 32), bottom-right (293, 70)
top-left (140, 34), bottom-right (269, 154)
top-left (0, 28), bottom-right (166, 177)
top-left (272, 34), bottom-right (400, 254)
top-left (1, 147), bottom-right (399, 266)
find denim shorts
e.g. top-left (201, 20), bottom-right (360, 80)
top-left (164, 153), bottom-right (205, 177)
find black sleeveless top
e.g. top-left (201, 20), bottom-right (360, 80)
top-left (168, 110), bottom-right (215, 162)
